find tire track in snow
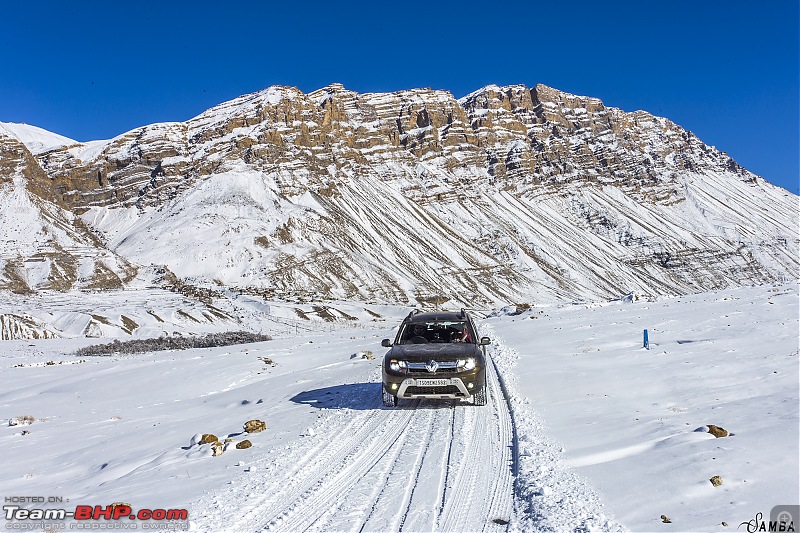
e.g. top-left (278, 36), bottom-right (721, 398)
top-left (279, 406), bottom-right (432, 532)
top-left (438, 398), bottom-right (483, 531)
top-left (249, 406), bottom-right (417, 532)
top-left (193, 352), bottom-right (519, 532)
top-left (355, 405), bottom-right (438, 533)
top-left (393, 405), bottom-right (453, 532)
top-left (437, 355), bottom-right (516, 533)
top-left (479, 354), bottom-right (517, 532)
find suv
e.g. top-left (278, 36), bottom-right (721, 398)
top-left (380, 309), bottom-right (491, 407)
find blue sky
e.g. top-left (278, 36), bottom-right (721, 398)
top-left (2, 1), bottom-right (797, 194)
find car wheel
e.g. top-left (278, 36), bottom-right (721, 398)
top-left (473, 377), bottom-right (487, 406)
top-left (382, 387), bottom-right (397, 407)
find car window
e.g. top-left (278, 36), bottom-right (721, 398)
top-left (399, 320), bottom-right (474, 343)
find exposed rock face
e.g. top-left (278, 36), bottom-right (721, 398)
top-left (1, 83), bottom-right (797, 304)
top-left (25, 84), bottom-right (755, 212)
top-left (0, 314), bottom-right (59, 340)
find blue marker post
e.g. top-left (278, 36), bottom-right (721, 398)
top-left (643, 329), bottom-right (650, 350)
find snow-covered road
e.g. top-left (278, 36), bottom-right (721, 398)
top-left (193, 354), bottom-right (517, 532)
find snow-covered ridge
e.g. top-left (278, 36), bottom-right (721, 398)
top-left (0, 121), bottom-right (77, 155)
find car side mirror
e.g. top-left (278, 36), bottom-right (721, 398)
top-left (479, 337), bottom-right (491, 346)
top-left (381, 339), bottom-right (392, 347)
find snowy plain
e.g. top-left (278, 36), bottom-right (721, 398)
top-left (0, 282), bottom-right (797, 532)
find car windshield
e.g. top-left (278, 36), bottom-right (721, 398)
top-left (400, 320), bottom-right (474, 344)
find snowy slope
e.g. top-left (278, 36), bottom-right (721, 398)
top-left (78, 161), bottom-right (799, 306)
top-left (0, 130), bottom-right (137, 296)
top-left (0, 122), bottom-right (77, 155)
top-left (0, 269), bottom-right (406, 340)
top-left (0, 283), bottom-right (796, 532)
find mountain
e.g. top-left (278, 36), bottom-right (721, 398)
top-left (1, 83), bottom-right (797, 307)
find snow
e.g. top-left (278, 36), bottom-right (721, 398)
top-left (0, 283), bottom-right (796, 531)
top-left (65, 138), bottom-right (113, 161)
top-left (0, 122), bottom-right (77, 154)
top-left (487, 283), bottom-right (799, 531)
top-left (80, 169), bottom-right (302, 286)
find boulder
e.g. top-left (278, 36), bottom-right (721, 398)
top-left (244, 420), bottom-right (267, 433)
top-left (707, 425), bottom-right (728, 438)
top-left (200, 433), bottom-right (219, 444)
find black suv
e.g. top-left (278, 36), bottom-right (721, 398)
top-left (380, 309), bottom-right (491, 407)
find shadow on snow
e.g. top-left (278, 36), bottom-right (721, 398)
top-left (290, 383), bottom-right (468, 411)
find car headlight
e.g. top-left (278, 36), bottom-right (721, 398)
top-left (389, 359), bottom-right (408, 373)
top-left (457, 358), bottom-right (476, 371)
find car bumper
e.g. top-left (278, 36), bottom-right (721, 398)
top-left (382, 368), bottom-right (485, 399)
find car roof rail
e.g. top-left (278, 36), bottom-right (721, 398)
top-left (462, 307), bottom-right (489, 319)
top-left (404, 309), bottom-right (422, 322)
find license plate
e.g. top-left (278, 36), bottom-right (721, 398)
top-left (415, 379), bottom-right (449, 387)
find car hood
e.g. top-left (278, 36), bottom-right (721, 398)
top-left (388, 343), bottom-right (482, 360)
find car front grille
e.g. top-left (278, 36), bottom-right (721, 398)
top-left (406, 361), bottom-right (460, 374)
top-left (405, 385), bottom-right (464, 396)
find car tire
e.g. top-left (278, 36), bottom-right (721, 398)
top-left (382, 387), bottom-right (397, 407)
top-left (473, 377), bottom-right (487, 406)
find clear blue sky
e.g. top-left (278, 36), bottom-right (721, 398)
top-left (2, 1), bottom-right (797, 194)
